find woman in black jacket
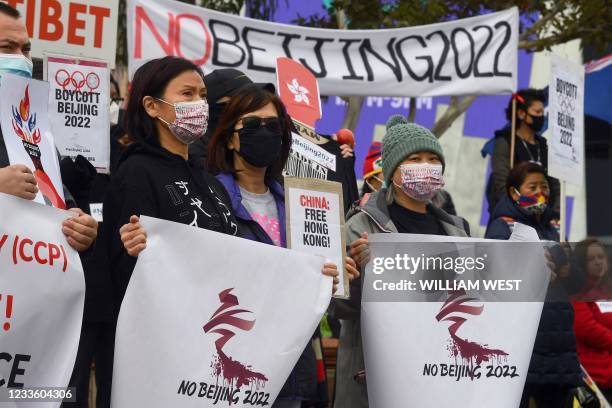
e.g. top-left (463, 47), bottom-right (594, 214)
top-left (103, 56), bottom-right (239, 304)
top-left (486, 162), bottom-right (582, 407)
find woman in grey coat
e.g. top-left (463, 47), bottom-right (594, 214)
top-left (330, 115), bottom-right (470, 408)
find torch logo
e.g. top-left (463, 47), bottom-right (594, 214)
top-left (203, 289), bottom-right (268, 393)
top-left (11, 85), bottom-right (65, 209)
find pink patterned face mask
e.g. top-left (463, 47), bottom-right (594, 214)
top-left (394, 163), bottom-right (445, 202)
top-left (157, 98), bottom-right (209, 145)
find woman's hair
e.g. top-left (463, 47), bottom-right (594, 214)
top-left (506, 161), bottom-right (547, 196)
top-left (574, 238), bottom-right (612, 290)
top-left (207, 84), bottom-right (292, 179)
top-left (126, 56), bottom-right (204, 147)
top-left (505, 88), bottom-right (546, 121)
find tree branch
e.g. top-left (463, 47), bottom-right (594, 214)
top-left (519, 0), bottom-right (568, 41)
top-left (407, 97), bottom-right (416, 123)
top-left (431, 95), bottom-right (478, 138)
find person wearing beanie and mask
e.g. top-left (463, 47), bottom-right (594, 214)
top-left (0, 3), bottom-right (97, 254)
top-left (107, 56), bottom-right (240, 305)
top-left (330, 115), bottom-right (469, 408)
top-left (486, 88), bottom-right (561, 217)
top-left (188, 68), bottom-right (275, 164)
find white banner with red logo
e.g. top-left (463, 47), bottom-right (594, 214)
top-left (127, 0), bottom-right (518, 97)
top-left (112, 216), bottom-right (332, 407)
top-left (45, 54), bottom-right (110, 173)
top-left (0, 74), bottom-right (66, 209)
top-left (4, 0), bottom-right (119, 66)
top-left (361, 234), bottom-right (547, 408)
top-left (0, 193), bottom-right (84, 402)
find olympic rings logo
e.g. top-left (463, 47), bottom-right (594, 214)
top-left (55, 69), bottom-right (100, 92)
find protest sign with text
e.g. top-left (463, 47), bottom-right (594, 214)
top-left (45, 54), bottom-right (110, 172)
top-left (548, 54), bottom-right (585, 186)
top-left (2, 0), bottom-right (119, 66)
top-left (112, 216), bottom-right (332, 407)
top-left (0, 193), bottom-right (85, 405)
top-left (285, 177), bottom-right (348, 298)
top-left (127, 0), bottom-right (518, 97)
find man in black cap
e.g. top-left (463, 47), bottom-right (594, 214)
top-left (189, 68), bottom-right (275, 163)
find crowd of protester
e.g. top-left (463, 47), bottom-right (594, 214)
top-left (0, 3), bottom-right (610, 407)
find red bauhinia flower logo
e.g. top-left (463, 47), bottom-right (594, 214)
top-left (436, 291), bottom-right (508, 367)
top-left (203, 288), bottom-right (268, 394)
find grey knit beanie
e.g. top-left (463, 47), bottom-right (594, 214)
top-left (381, 115), bottom-right (445, 184)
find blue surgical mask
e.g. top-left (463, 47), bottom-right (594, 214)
top-left (0, 54), bottom-right (33, 81)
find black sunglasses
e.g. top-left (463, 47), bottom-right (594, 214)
top-left (238, 116), bottom-right (284, 132)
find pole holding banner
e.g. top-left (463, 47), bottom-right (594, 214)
top-left (560, 181), bottom-right (567, 241)
top-left (510, 97), bottom-right (517, 169)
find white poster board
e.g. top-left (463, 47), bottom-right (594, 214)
top-left (285, 177), bottom-right (348, 298)
top-left (44, 54), bottom-right (110, 172)
top-left (5, 0), bottom-right (119, 67)
top-left (548, 54), bottom-right (585, 186)
top-left (0, 193), bottom-right (85, 406)
top-left (0, 74), bottom-right (66, 209)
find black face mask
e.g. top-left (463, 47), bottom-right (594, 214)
top-left (237, 127), bottom-right (282, 168)
top-left (526, 114), bottom-right (545, 133)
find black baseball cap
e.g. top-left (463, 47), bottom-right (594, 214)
top-left (204, 69), bottom-right (276, 105)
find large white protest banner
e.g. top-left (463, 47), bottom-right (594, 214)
top-left (127, 0), bottom-right (518, 97)
top-left (112, 216), bottom-right (332, 407)
top-left (0, 74), bottom-right (66, 209)
top-left (3, 0), bottom-right (119, 66)
top-left (361, 233), bottom-right (547, 408)
top-left (548, 54), bottom-right (585, 186)
top-left (45, 54), bottom-right (110, 172)
top-left (0, 193), bottom-right (85, 406)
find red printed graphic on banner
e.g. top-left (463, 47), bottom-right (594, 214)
top-left (0, 233), bottom-right (68, 273)
top-left (134, 6), bottom-right (212, 66)
top-left (0, 294), bottom-right (14, 331)
top-left (436, 291), bottom-right (508, 367)
top-left (11, 85), bottom-right (66, 209)
top-left (276, 57), bottom-right (322, 129)
top-left (203, 288), bottom-right (268, 396)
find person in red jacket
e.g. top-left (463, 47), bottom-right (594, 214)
top-left (573, 238), bottom-right (612, 402)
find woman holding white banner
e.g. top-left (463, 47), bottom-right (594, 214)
top-left (330, 115), bottom-right (470, 408)
top-left (206, 83), bottom-right (359, 407)
top-left (105, 56), bottom-right (240, 303)
top-left (485, 162), bottom-right (583, 407)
